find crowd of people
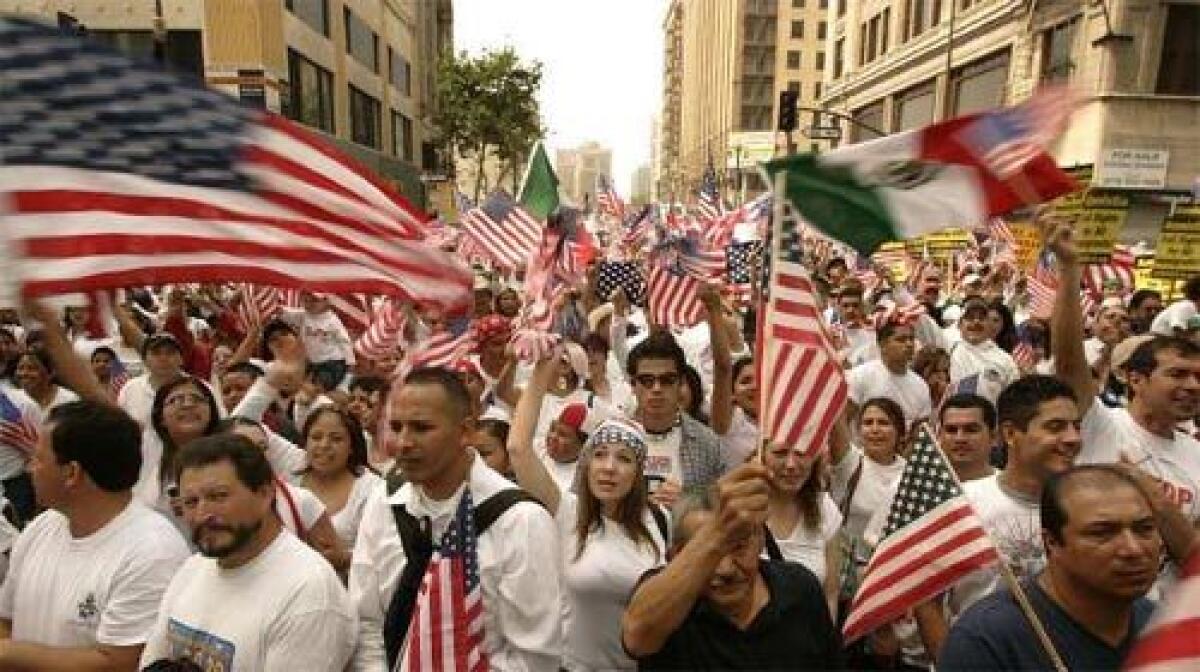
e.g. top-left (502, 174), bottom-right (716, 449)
top-left (0, 213), bottom-right (1195, 671)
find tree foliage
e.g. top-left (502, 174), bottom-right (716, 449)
top-left (434, 47), bottom-right (544, 200)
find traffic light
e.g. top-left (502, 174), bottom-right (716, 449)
top-left (778, 90), bottom-right (798, 132)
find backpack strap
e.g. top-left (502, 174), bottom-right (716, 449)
top-left (838, 456), bottom-right (865, 519)
top-left (381, 488), bottom-right (540, 669)
top-left (763, 524), bottom-right (784, 562)
top-left (649, 504), bottom-right (670, 548)
top-left (274, 478), bottom-right (306, 539)
top-left (383, 504), bottom-right (432, 670)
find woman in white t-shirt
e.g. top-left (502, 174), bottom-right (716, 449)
top-left (509, 352), bottom-right (667, 672)
top-left (762, 440), bottom-right (842, 619)
top-left (13, 350), bottom-right (79, 413)
top-left (294, 407), bottom-right (384, 569)
top-left (217, 416), bottom-right (348, 574)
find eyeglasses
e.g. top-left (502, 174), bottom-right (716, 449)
top-left (165, 392), bottom-right (206, 408)
top-left (634, 373), bottom-right (681, 389)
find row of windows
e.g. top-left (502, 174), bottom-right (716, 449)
top-left (789, 20), bottom-right (828, 40)
top-left (785, 79), bottom-right (823, 100)
top-left (786, 50), bottom-right (826, 70)
top-left (285, 0), bottom-right (412, 99)
top-left (284, 50), bottom-right (416, 159)
top-left (859, 9), bottom-right (891, 66)
top-left (792, 0), bottom-right (830, 8)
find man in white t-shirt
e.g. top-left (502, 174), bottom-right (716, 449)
top-left (835, 283), bottom-right (878, 367)
top-left (948, 297), bottom-right (1019, 405)
top-left (1149, 279), bottom-right (1199, 336)
top-left (1050, 222), bottom-right (1200, 523)
top-left (915, 375), bottom-right (1082, 660)
top-left (140, 433), bottom-right (355, 671)
top-left (847, 321), bottom-right (931, 428)
top-left (0, 401), bottom-right (189, 669)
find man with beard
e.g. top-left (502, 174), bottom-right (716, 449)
top-left (140, 434), bottom-right (355, 671)
top-left (0, 401), bottom-right (189, 670)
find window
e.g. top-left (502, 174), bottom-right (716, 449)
top-left (837, 0), bottom-right (846, 18)
top-left (1041, 16), bottom-right (1079, 83)
top-left (344, 8), bottom-right (378, 72)
top-left (88, 30), bottom-right (203, 76)
top-left (791, 20), bottom-right (804, 39)
top-left (787, 50), bottom-right (801, 69)
top-left (389, 47), bottom-right (411, 96)
top-left (880, 9), bottom-right (890, 54)
top-left (894, 79), bottom-right (936, 131)
top-left (905, 0), bottom-right (942, 41)
top-left (859, 24), bottom-right (868, 65)
top-left (1156, 4), bottom-right (1199, 95)
top-left (286, 0), bottom-right (328, 36)
top-left (951, 50), bottom-right (1011, 115)
top-left (833, 38), bottom-right (844, 78)
top-left (349, 85), bottom-right (381, 149)
top-left (868, 15), bottom-right (879, 62)
top-left (814, 81), bottom-right (823, 99)
top-left (851, 100), bottom-right (885, 142)
top-left (793, 0), bottom-right (805, 7)
top-left (816, 51), bottom-right (826, 70)
top-left (820, 0), bottom-right (828, 9)
top-left (818, 21), bottom-right (827, 40)
top-left (285, 49), bottom-right (334, 133)
top-left (787, 80), bottom-right (802, 94)
top-left (391, 111), bottom-right (414, 161)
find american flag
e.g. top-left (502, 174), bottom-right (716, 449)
top-left (596, 261), bottom-right (647, 306)
top-left (395, 330), bottom-right (475, 379)
top-left (696, 163), bottom-right (724, 222)
top-left (0, 19), bottom-right (468, 309)
top-left (109, 357), bottom-right (131, 395)
top-left (1126, 551), bottom-right (1200, 672)
top-left (757, 211), bottom-right (847, 459)
top-left (646, 233), bottom-right (725, 328)
top-left (355, 299), bottom-right (406, 361)
top-left (0, 389), bottom-right (39, 458)
top-left (726, 240), bottom-right (763, 306)
top-left (1083, 243), bottom-right (1135, 295)
top-left (461, 190), bottom-right (542, 271)
top-left (1013, 340), bottom-right (1037, 370)
top-left (1027, 251), bottom-right (1058, 319)
top-left (842, 426), bottom-right (1001, 643)
top-left (234, 283), bottom-right (283, 330)
top-left (596, 175), bottom-right (625, 220)
top-left (958, 88), bottom-right (1075, 180)
top-left (616, 205), bottom-right (656, 258)
top-left (403, 489), bottom-right (489, 672)
top-left (986, 217), bottom-right (1016, 244)
top-left (703, 192), bottom-right (772, 250)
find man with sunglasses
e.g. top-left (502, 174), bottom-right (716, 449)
top-left (948, 297), bottom-right (1018, 405)
top-left (627, 331), bottom-right (724, 510)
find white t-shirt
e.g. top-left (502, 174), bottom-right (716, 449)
top-left (39, 385), bottom-right (79, 414)
top-left (720, 407), bottom-right (759, 469)
top-left (1151, 300), bottom-right (1197, 336)
top-left (326, 472), bottom-right (385, 551)
top-left (280, 308), bottom-right (355, 365)
top-left (842, 326), bottom-right (878, 368)
top-left (830, 445), bottom-right (905, 544)
top-left (847, 360), bottom-right (932, 428)
top-left (643, 425), bottom-right (684, 488)
top-left (0, 502), bottom-right (189, 647)
top-left (274, 481), bottom-right (326, 539)
top-left (141, 531), bottom-right (356, 671)
top-left (947, 474), bottom-right (1043, 620)
top-left (768, 493), bottom-right (842, 585)
top-left (949, 339), bottom-right (1019, 404)
top-left (556, 493), bottom-right (666, 672)
top-left (1080, 400), bottom-right (1200, 520)
top-left (544, 456), bottom-right (579, 493)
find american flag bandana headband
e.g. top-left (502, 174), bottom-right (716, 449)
top-left (582, 419), bottom-right (648, 465)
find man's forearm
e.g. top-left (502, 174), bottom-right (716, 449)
top-left (622, 530), bottom-right (724, 658)
top-left (0, 640), bottom-right (142, 672)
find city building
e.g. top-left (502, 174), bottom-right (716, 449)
top-left (631, 162), bottom-right (654, 206)
top-left (5, 0), bottom-right (452, 206)
top-left (819, 0), bottom-right (1199, 239)
top-left (657, 0), bottom-right (830, 206)
top-left (556, 141), bottom-right (613, 209)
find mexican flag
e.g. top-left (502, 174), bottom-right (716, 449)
top-left (763, 88), bottom-right (1080, 255)
top-left (518, 141), bottom-right (560, 221)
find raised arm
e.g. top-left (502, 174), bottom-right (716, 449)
top-left (1047, 217), bottom-right (1097, 412)
top-left (704, 284), bottom-right (735, 436)
top-left (506, 353), bottom-right (565, 514)
top-left (22, 301), bottom-right (113, 405)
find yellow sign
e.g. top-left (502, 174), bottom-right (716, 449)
top-left (1009, 222), bottom-right (1042, 271)
top-left (871, 242), bottom-right (911, 282)
top-left (1134, 256), bottom-right (1181, 299)
top-left (1152, 205), bottom-right (1200, 281)
top-left (904, 228), bottom-right (974, 261)
top-left (1047, 166), bottom-right (1128, 264)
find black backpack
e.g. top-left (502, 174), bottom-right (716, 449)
top-left (382, 488), bottom-right (540, 669)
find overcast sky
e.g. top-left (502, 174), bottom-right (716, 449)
top-left (453, 0), bottom-right (668, 195)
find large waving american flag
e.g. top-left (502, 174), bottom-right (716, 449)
top-left (461, 190), bottom-right (542, 272)
top-left (404, 489), bottom-right (489, 672)
top-left (842, 426), bottom-right (1000, 644)
top-left (0, 18), bottom-right (469, 310)
top-left (757, 210), bottom-right (847, 458)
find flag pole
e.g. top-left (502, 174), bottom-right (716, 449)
top-left (756, 170), bottom-right (789, 463)
top-left (924, 422), bottom-right (1068, 672)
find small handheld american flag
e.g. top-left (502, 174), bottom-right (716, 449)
top-left (0, 389), bottom-right (39, 458)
